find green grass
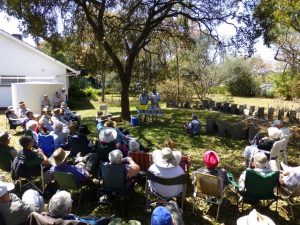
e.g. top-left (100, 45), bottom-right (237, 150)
top-left (1, 98), bottom-right (299, 225)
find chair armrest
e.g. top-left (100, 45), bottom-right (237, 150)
top-left (227, 172), bottom-right (240, 190)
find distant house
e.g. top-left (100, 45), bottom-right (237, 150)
top-left (0, 29), bottom-right (79, 107)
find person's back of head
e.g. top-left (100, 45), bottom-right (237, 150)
top-left (53, 122), bottom-right (63, 133)
top-left (267, 127), bottom-right (281, 140)
top-left (164, 138), bottom-right (175, 150)
top-left (0, 131), bottom-right (10, 146)
top-left (192, 114), bottom-right (198, 120)
top-left (253, 152), bottom-right (269, 169)
top-left (19, 136), bottom-right (34, 150)
top-left (109, 150), bottom-right (123, 164)
top-left (129, 139), bottom-right (140, 152)
top-left (48, 191), bottom-right (72, 218)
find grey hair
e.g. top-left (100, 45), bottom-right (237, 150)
top-left (53, 122), bottom-right (63, 133)
top-left (48, 191), bottom-right (72, 218)
top-left (129, 139), bottom-right (140, 152)
top-left (26, 120), bottom-right (38, 131)
top-left (268, 127), bottom-right (281, 140)
top-left (109, 150), bottom-right (123, 164)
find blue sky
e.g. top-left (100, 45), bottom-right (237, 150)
top-left (0, 12), bottom-right (277, 66)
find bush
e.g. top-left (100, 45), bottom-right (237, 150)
top-left (81, 86), bottom-right (100, 100)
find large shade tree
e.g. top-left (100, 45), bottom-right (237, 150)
top-left (1, 0), bottom-right (259, 119)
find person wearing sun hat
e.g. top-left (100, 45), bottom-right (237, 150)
top-left (196, 150), bottom-right (229, 189)
top-left (96, 128), bottom-right (118, 162)
top-left (49, 148), bottom-right (90, 184)
top-left (0, 182), bottom-right (44, 225)
top-left (148, 148), bottom-right (184, 198)
top-left (237, 209), bottom-right (275, 225)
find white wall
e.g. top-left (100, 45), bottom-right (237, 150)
top-left (0, 86), bottom-right (12, 107)
top-left (0, 33), bottom-right (69, 107)
top-left (11, 82), bottom-right (64, 114)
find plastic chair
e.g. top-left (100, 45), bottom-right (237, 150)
top-left (38, 134), bottom-right (55, 157)
top-left (100, 163), bottom-right (130, 217)
top-left (192, 172), bottom-right (227, 220)
top-left (259, 139), bottom-right (286, 168)
top-left (52, 171), bottom-right (85, 207)
top-left (145, 170), bottom-right (187, 210)
top-left (228, 169), bottom-right (279, 212)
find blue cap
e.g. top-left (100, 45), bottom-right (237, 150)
top-left (151, 206), bottom-right (173, 225)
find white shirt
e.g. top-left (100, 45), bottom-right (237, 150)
top-left (148, 164), bottom-right (184, 198)
top-left (150, 93), bottom-right (160, 104)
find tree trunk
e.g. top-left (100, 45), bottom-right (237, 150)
top-left (120, 80), bottom-right (131, 120)
top-left (101, 74), bottom-right (105, 102)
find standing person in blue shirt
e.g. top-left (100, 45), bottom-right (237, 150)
top-left (184, 114), bottom-right (201, 135)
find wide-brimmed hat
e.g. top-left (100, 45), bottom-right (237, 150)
top-left (49, 148), bottom-right (70, 166)
top-left (254, 152), bottom-right (269, 169)
top-left (104, 120), bottom-right (116, 128)
top-left (52, 108), bottom-right (62, 115)
top-left (78, 125), bottom-right (91, 135)
top-left (151, 206), bottom-right (173, 225)
top-left (0, 181), bottom-right (14, 197)
top-left (152, 148), bottom-right (182, 168)
top-left (237, 209), bottom-right (275, 225)
top-left (99, 128), bottom-right (117, 143)
top-left (203, 150), bottom-right (220, 169)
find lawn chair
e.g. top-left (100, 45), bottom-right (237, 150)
top-left (280, 184), bottom-right (300, 220)
top-left (192, 172), bottom-right (227, 220)
top-left (228, 169), bottom-right (279, 212)
top-left (128, 151), bottom-right (152, 173)
top-left (37, 133), bottom-right (55, 157)
top-left (100, 163), bottom-right (131, 217)
top-left (52, 171), bottom-right (86, 207)
top-left (5, 110), bottom-right (23, 132)
top-left (145, 170), bottom-right (187, 211)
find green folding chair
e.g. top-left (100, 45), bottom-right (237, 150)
top-left (52, 171), bottom-right (86, 207)
top-left (228, 169), bottom-right (279, 212)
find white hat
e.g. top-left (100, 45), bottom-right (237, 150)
top-left (152, 148), bottom-right (182, 168)
top-left (22, 189), bottom-right (45, 212)
top-left (0, 182), bottom-right (15, 197)
top-left (237, 209), bottom-right (275, 225)
top-left (99, 128), bottom-right (117, 143)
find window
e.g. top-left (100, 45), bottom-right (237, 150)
top-left (0, 75), bottom-right (25, 86)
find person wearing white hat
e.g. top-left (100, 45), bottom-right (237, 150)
top-left (239, 152), bottom-right (273, 190)
top-left (0, 182), bottom-right (44, 225)
top-left (237, 209), bottom-right (275, 225)
top-left (97, 128), bottom-right (118, 162)
top-left (148, 148), bottom-right (184, 198)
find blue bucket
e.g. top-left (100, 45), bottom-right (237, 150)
top-left (131, 116), bottom-right (138, 126)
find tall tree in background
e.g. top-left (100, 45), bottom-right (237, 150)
top-left (1, 0), bottom-right (259, 119)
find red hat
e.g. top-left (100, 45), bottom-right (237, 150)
top-left (203, 150), bottom-right (220, 169)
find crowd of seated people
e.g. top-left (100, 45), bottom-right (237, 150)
top-left (1, 106), bottom-right (296, 225)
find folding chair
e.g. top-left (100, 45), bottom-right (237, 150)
top-left (52, 171), bottom-right (86, 207)
top-left (37, 133), bottom-right (55, 157)
top-left (280, 184), bottom-right (300, 220)
top-left (192, 172), bottom-right (227, 220)
top-left (128, 152), bottom-right (152, 172)
top-left (100, 163), bottom-right (131, 217)
top-left (145, 170), bottom-right (187, 211)
top-left (228, 169), bottom-right (279, 212)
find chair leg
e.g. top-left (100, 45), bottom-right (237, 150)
top-left (216, 203), bottom-right (221, 220)
top-left (284, 149), bottom-right (288, 165)
top-left (289, 201), bottom-right (294, 220)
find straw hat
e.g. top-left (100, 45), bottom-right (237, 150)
top-left (49, 148), bottom-right (70, 166)
top-left (52, 108), bottom-right (62, 115)
top-left (0, 181), bottom-right (14, 197)
top-left (104, 120), bottom-right (116, 128)
top-left (99, 128), bottom-right (117, 143)
top-left (152, 148), bottom-right (182, 168)
top-left (203, 150), bottom-right (220, 169)
top-left (237, 209), bottom-right (275, 225)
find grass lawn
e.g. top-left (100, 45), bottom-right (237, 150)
top-left (0, 98), bottom-right (299, 225)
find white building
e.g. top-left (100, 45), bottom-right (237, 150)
top-left (0, 29), bottom-right (79, 108)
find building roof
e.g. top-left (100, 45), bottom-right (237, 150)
top-left (0, 29), bottom-right (79, 75)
